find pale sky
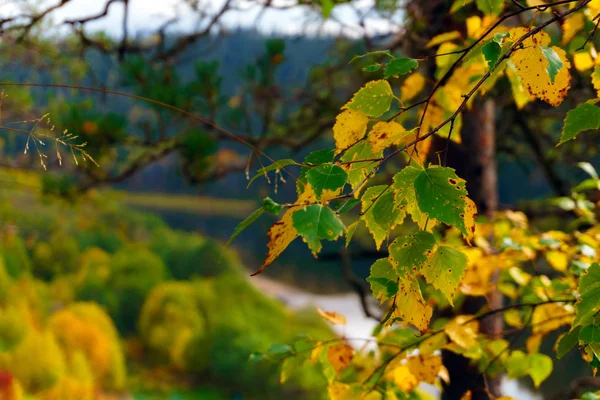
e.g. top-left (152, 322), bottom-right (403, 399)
top-left (0, 0), bottom-right (403, 38)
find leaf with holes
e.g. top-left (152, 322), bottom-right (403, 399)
top-left (332, 109), bottom-right (369, 155)
top-left (423, 245), bottom-right (468, 305)
top-left (367, 258), bottom-right (399, 304)
top-left (368, 121), bottom-right (414, 153)
top-left (343, 80), bottom-right (394, 118)
top-left (306, 163), bottom-right (347, 198)
top-left (361, 185), bottom-right (399, 250)
top-left (292, 204), bottom-right (345, 255)
top-left (393, 166), bottom-right (429, 228)
top-left (384, 58), bottom-right (419, 78)
top-left (414, 166), bottom-right (473, 239)
top-left (392, 278), bottom-right (433, 332)
top-left (509, 28), bottom-right (571, 107)
top-left (389, 231), bottom-right (437, 276)
top-left (340, 141), bottom-right (382, 196)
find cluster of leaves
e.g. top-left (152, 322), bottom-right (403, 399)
top-left (233, 1), bottom-right (600, 398)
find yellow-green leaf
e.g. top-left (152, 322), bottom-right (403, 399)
top-left (343, 80), bottom-right (394, 118)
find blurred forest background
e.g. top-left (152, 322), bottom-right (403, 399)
top-left (0, 0), bottom-right (597, 399)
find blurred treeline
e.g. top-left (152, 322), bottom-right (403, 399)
top-left (0, 169), bottom-right (333, 399)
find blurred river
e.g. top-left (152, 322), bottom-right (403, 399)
top-left (251, 276), bottom-right (541, 400)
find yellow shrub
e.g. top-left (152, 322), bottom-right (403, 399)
top-left (37, 352), bottom-right (94, 400)
top-left (49, 303), bottom-right (125, 390)
top-left (0, 305), bottom-right (30, 353)
top-left (10, 330), bottom-right (65, 393)
top-left (138, 282), bottom-right (205, 367)
top-left (75, 247), bottom-right (111, 285)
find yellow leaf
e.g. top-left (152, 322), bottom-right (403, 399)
top-left (390, 364), bottom-right (418, 392)
top-left (466, 16), bottom-right (482, 39)
top-left (532, 303), bottom-right (574, 335)
top-left (406, 354), bottom-right (442, 384)
top-left (506, 65), bottom-right (534, 109)
top-left (574, 51), bottom-right (595, 71)
top-left (592, 65), bottom-right (600, 97)
top-left (392, 278), bottom-right (433, 332)
top-left (460, 253), bottom-right (494, 297)
top-left (562, 12), bottom-right (585, 45)
top-left (333, 109), bottom-right (369, 155)
top-left (526, 0), bottom-right (547, 7)
top-left (317, 307), bottom-right (347, 325)
top-left (497, 397), bottom-right (518, 400)
top-left (504, 309), bottom-right (523, 328)
top-left (400, 72), bottom-right (426, 102)
top-left (445, 315), bottom-right (480, 349)
top-left (466, 16), bottom-right (504, 39)
top-left (509, 27), bottom-right (571, 107)
top-left (546, 250), bottom-right (569, 272)
top-left (436, 42), bottom-right (461, 71)
top-left (463, 196), bottom-right (478, 244)
top-left (526, 333), bottom-right (543, 354)
top-left (255, 189), bottom-right (316, 275)
top-left (589, 0), bottom-right (600, 16)
top-left (460, 391), bottom-right (472, 400)
top-left (426, 31), bottom-right (462, 48)
top-left (368, 121), bottom-right (413, 153)
top-left (327, 343), bottom-right (354, 375)
top-left (328, 382), bottom-right (350, 400)
top-left (438, 364), bottom-right (451, 384)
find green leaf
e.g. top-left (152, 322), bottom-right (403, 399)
top-left (340, 141), bottom-right (382, 191)
top-left (265, 344), bottom-right (294, 361)
top-left (476, 0), bottom-right (504, 16)
top-left (298, 149), bottom-right (336, 194)
top-left (556, 326), bottom-right (581, 359)
top-left (335, 198), bottom-right (360, 214)
top-left (423, 245), bottom-right (467, 306)
top-left (582, 392), bottom-right (600, 400)
top-left (226, 207), bottom-right (265, 246)
top-left (344, 80), bottom-right (394, 118)
top-left (292, 205), bottom-right (345, 254)
top-left (507, 350), bottom-right (528, 379)
top-left (388, 231), bottom-right (436, 276)
top-left (450, 0), bottom-right (474, 13)
top-left (482, 41), bottom-right (501, 70)
top-left (367, 258), bottom-right (399, 303)
top-left (540, 46), bottom-right (564, 84)
top-left (306, 163), bottom-right (348, 197)
top-left (304, 149), bottom-right (335, 165)
top-left (580, 325), bottom-right (600, 343)
top-left (528, 353), bottom-right (553, 388)
top-left (384, 58), bottom-right (419, 78)
top-left (248, 159), bottom-right (298, 187)
top-left (559, 103), bottom-right (600, 145)
top-left (345, 220), bottom-right (360, 247)
top-left (393, 166), bottom-right (425, 226)
top-left (263, 197), bottom-right (282, 215)
top-left (414, 166), bottom-right (470, 236)
top-left (361, 185), bottom-right (399, 250)
top-left (363, 64), bottom-right (381, 73)
top-left (321, 0), bottom-right (334, 18)
top-left (579, 262), bottom-right (600, 295)
top-left (349, 50), bottom-right (393, 64)
top-left (575, 283), bottom-right (600, 326)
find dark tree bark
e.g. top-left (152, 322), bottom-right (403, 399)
top-left (399, 2), bottom-right (503, 398)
